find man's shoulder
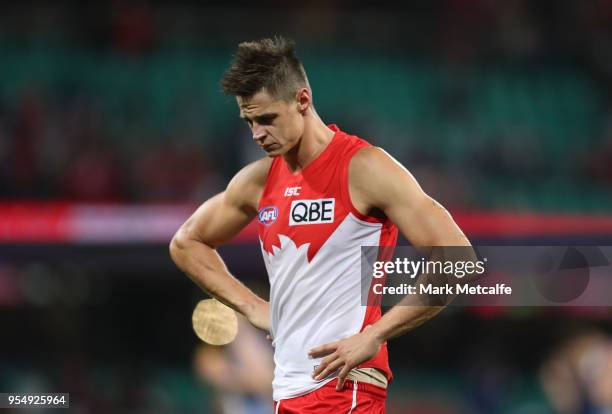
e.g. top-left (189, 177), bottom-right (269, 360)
top-left (348, 146), bottom-right (414, 210)
top-left (349, 146), bottom-right (390, 175)
top-left (226, 156), bottom-right (274, 209)
top-left (234, 156), bottom-right (274, 187)
top-left (336, 128), bottom-right (372, 149)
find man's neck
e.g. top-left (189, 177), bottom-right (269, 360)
top-left (283, 113), bottom-right (335, 174)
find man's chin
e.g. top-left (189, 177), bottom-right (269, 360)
top-left (264, 147), bottom-right (283, 157)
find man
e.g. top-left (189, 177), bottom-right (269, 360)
top-left (170, 37), bottom-right (471, 413)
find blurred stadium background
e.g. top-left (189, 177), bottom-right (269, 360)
top-left (1, 1), bottom-right (612, 413)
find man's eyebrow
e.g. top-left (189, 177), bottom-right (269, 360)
top-left (240, 112), bottom-right (278, 122)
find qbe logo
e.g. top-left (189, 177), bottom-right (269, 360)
top-left (258, 206), bottom-right (278, 226)
top-left (289, 198), bottom-right (335, 226)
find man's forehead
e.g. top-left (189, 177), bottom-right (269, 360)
top-left (238, 90), bottom-right (272, 106)
top-left (237, 91), bottom-right (280, 115)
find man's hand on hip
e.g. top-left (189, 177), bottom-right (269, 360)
top-left (244, 298), bottom-right (271, 332)
top-left (308, 325), bottom-right (383, 391)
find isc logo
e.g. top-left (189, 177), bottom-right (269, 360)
top-left (258, 206), bottom-right (278, 226)
top-left (284, 186), bottom-right (301, 197)
top-left (289, 198), bottom-right (335, 226)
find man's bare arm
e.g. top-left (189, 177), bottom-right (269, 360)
top-left (169, 157), bottom-right (272, 331)
top-left (310, 146), bottom-right (472, 388)
top-left (352, 147), bottom-right (471, 341)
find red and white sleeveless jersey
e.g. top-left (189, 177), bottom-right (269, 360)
top-left (257, 125), bottom-right (398, 401)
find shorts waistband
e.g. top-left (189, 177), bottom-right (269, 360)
top-left (323, 378), bottom-right (387, 400)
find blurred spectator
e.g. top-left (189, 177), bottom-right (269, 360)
top-left (540, 331), bottom-right (612, 414)
top-left (193, 317), bottom-right (274, 414)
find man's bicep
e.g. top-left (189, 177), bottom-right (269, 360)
top-left (386, 191), bottom-right (469, 247)
top-left (178, 191), bottom-right (255, 248)
top-left (175, 158), bottom-right (270, 248)
top-left (357, 148), bottom-right (468, 247)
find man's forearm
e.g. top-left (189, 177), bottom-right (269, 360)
top-left (169, 237), bottom-right (266, 316)
top-left (368, 244), bottom-right (476, 343)
top-left (368, 305), bottom-right (444, 343)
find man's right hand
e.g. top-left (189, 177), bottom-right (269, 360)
top-left (244, 299), bottom-right (271, 332)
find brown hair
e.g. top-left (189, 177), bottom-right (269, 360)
top-left (221, 36), bottom-right (309, 101)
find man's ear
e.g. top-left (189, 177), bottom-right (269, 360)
top-left (296, 88), bottom-right (311, 114)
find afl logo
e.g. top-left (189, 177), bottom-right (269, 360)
top-left (258, 206), bottom-right (278, 226)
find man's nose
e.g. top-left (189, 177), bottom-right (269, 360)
top-left (252, 124), bottom-right (267, 141)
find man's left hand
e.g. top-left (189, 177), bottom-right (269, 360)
top-left (308, 325), bottom-right (383, 391)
